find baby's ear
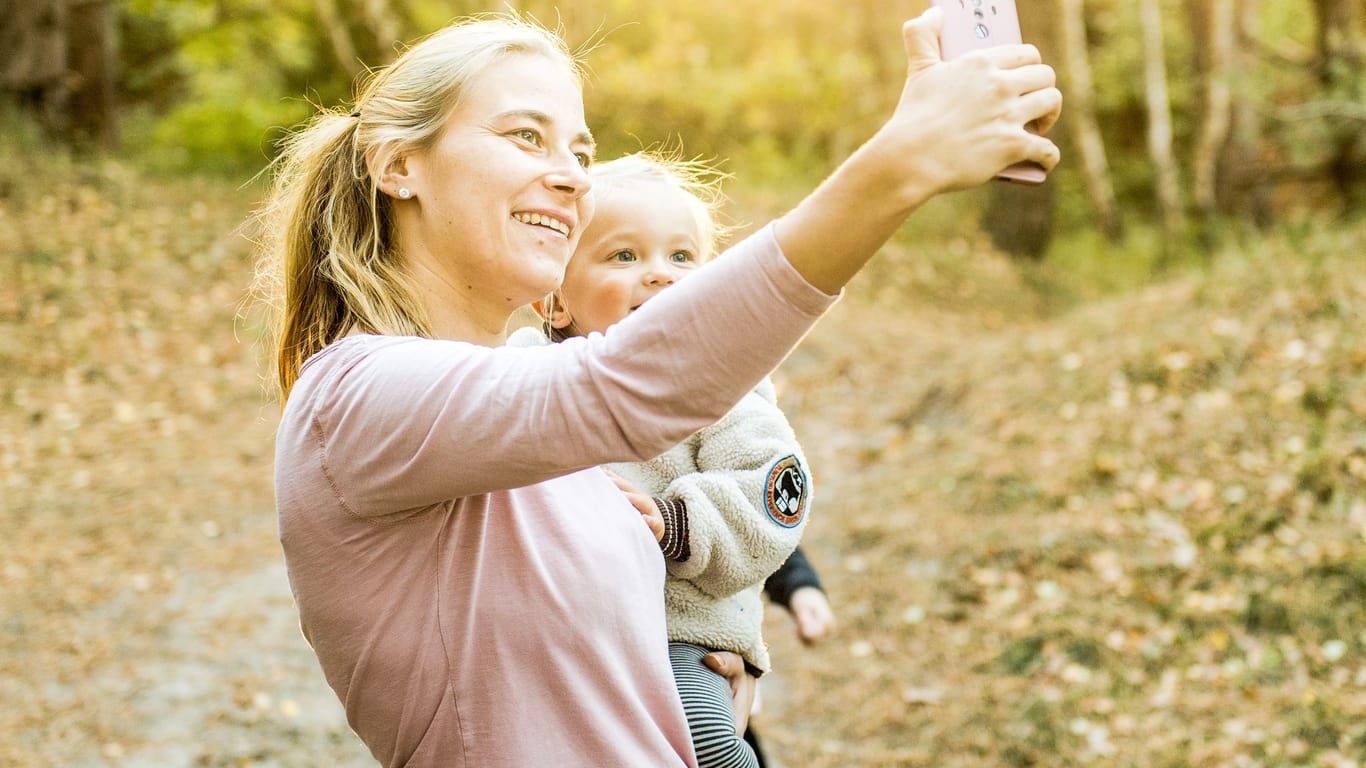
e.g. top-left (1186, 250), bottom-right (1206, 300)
top-left (535, 294), bottom-right (574, 330)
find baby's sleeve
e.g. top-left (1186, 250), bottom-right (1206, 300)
top-left (660, 383), bottom-right (811, 598)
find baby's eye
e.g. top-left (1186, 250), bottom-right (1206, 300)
top-left (670, 250), bottom-right (696, 264)
top-left (574, 152), bottom-right (592, 168)
top-left (610, 250), bottom-right (637, 263)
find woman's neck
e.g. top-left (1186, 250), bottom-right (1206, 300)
top-left (422, 294), bottom-right (509, 346)
top-left (399, 240), bottom-right (511, 346)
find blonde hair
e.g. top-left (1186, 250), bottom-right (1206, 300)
top-left (252, 13), bottom-right (583, 402)
top-left (589, 149), bottom-right (734, 261)
top-left (543, 149), bottom-right (734, 341)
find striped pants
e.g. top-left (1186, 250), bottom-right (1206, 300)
top-left (669, 642), bottom-right (760, 768)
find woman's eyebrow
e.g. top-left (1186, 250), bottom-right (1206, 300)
top-left (494, 109), bottom-right (595, 151)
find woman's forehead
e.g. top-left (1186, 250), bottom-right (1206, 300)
top-left (466, 53), bottom-right (583, 109)
top-left (446, 53), bottom-right (588, 139)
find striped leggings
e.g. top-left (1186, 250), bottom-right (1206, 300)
top-left (669, 642), bottom-right (760, 768)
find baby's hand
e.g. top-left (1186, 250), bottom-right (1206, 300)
top-left (604, 470), bottom-right (665, 542)
top-left (789, 586), bottom-right (836, 645)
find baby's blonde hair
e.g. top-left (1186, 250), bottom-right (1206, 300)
top-left (587, 149), bottom-right (734, 261)
top-left (252, 13), bottom-right (583, 402)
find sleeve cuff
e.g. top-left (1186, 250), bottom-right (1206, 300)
top-left (654, 496), bottom-right (690, 562)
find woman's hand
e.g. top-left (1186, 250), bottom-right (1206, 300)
top-left (788, 586), bottom-right (836, 645)
top-left (773, 6), bottom-right (1063, 295)
top-left (604, 471), bottom-right (665, 542)
top-left (887, 6), bottom-right (1063, 195)
top-left (702, 651), bottom-right (757, 734)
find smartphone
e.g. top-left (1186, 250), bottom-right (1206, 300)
top-left (931, 0), bottom-right (1048, 185)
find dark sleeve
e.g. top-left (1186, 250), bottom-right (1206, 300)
top-left (763, 544), bottom-right (824, 611)
top-left (654, 496), bottom-right (690, 562)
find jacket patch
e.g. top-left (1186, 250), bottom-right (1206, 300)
top-left (764, 455), bottom-right (807, 528)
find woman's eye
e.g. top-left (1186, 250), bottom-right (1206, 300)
top-left (574, 152), bottom-right (592, 168)
top-left (514, 128), bottom-right (541, 145)
top-left (610, 250), bottom-right (636, 263)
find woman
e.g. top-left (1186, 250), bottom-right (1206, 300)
top-left (254, 9), bottom-right (1059, 768)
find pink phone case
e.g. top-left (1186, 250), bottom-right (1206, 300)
top-left (930, 0), bottom-right (1047, 185)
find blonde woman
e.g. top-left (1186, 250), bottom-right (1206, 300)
top-left (255, 9), bottom-right (1059, 767)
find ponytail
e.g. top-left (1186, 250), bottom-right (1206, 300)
top-left (252, 109), bottom-right (431, 403)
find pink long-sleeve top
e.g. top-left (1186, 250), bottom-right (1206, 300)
top-left (274, 224), bottom-right (836, 767)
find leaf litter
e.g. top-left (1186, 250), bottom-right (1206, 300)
top-left (3, 151), bottom-right (1364, 766)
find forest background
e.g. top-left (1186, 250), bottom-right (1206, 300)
top-left (2, 0), bottom-right (1364, 766)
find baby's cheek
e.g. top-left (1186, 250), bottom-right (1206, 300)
top-left (604, 284), bottom-right (636, 319)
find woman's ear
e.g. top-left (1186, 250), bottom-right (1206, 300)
top-left (534, 293), bottom-right (575, 330)
top-left (366, 142), bottom-right (417, 201)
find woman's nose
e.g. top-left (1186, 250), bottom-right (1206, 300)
top-left (545, 154), bottom-right (592, 198)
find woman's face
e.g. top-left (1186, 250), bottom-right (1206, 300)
top-left (399, 52), bottom-right (595, 330)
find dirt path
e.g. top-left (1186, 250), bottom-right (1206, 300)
top-left (111, 561), bottom-right (368, 767)
top-left (44, 524), bottom-right (373, 767)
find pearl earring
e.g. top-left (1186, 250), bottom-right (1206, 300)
top-left (398, 187), bottom-right (411, 199)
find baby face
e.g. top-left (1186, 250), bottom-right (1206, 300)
top-left (552, 178), bottom-right (708, 335)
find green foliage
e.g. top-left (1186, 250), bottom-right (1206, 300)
top-left (118, 0), bottom-right (342, 176)
top-left (580, 0), bottom-right (893, 185)
top-left (1018, 225), bottom-right (1169, 312)
top-left (92, 0), bottom-right (1366, 222)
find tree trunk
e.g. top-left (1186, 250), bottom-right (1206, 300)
top-left (0, 0), bottom-right (68, 134)
top-left (65, 0), bottom-right (118, 148)
top-left (1139, 0), bottom-right (1185, 259)
top-left (360, 0), bottom-right (400, 63)
top-left (1223, 0), bottom-right (1272, 225)
top-left (1192, 0), bottom-right (1235, 229)
top-left (1312, 0), bottom-right (1360, 86)
top-left (1311, 0), bottom-right (1365, 210)
top-left (985, 181), bottom-right (1055, 261)
top-left (981, 0), bottom-right (1057, 262)
top-left (1058, 0), bottom-right (1121, 241)
top-left (314, 0), bottom-right (364, 79)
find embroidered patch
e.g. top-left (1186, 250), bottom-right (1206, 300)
top-left (764, 455), bottom-right (807, 528)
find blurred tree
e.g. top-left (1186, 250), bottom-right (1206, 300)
top-left (6, 0), bottom-right (1356, 228)
top-left (0, 0), bottom-right (117, 148)
top-left (1058, 0), bottom-right (1121, 241)
top-left (361, 0), bottom-right (401, 57)
top-left (1311, 0), bottom-right (1364, 211)
top-left (315, 0), bottom-right (365, 79)
top-left (985, 0), bottom-right (1059, 261)
top-left (1, 0), bottom-right (67, 129)
top-left (1191, 0), bottom-right (1235, 240)
top-left (985, 182), bottom-right (1057, 261)
top-left (1139, 0), bottom-right (1185, 259)
top-left (314, 0), bottom-right (404, 78)
top-left (1221, 0), bottom-right (1272, 225)
top-left (66, 0), bottom-right (118, 147)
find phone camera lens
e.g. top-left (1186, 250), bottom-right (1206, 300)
top-left (973, 23), bottom-right (990, 39)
